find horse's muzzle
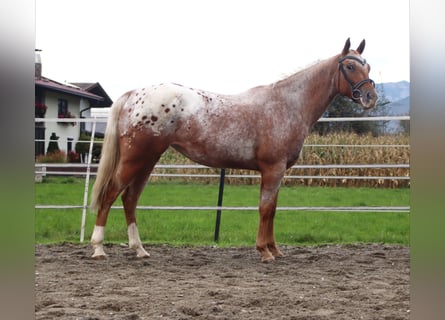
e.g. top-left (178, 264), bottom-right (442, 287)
top-left (360, 88), bottom-right (378, 110)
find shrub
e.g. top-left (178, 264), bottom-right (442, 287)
top-left (75, 132), bottom-right (90, 155)
top-left (75, 132), bottom-right (103, 163)
top-left (67, 151), bottom-right (81, 163)
top-left (36, 150), bottom-right (67, 163)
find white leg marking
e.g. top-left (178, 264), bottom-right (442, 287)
top-left (91, 225), bottom-right (106, 258)
top-left (128, 223), bottom-right (150, 258)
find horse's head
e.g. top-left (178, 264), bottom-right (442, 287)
top-left (338, 38), bottom-right (377, 110)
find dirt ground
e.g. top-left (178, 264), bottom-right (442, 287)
top-left (35, 243), bottom-right (409, 320)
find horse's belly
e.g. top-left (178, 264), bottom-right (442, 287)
top-left (171, 137), bottom-right (258, 170)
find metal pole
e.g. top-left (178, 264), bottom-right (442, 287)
top-left (80, 118), bottom-right (97, 242)
top-left (214, 168), bottom-right (226, 242)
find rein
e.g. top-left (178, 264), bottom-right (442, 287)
top-left (338, 55), bottom-right (375, 101)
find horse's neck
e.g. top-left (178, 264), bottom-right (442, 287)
top-left (275, 55), bottom-right (340, 126)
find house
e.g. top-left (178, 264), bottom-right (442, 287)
top-left (35, 51), bottom-right (113, 158)
top-left (70, 82), bottom-right (112, 137)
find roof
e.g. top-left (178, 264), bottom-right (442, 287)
top-left (71, 82), bottom-right (113, 108)
top-left (35, 76), bottom-right (104, 102)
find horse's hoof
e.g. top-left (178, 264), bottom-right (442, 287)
top-left (135, 247), bottom-right (150, 258)
top-left (92, 254), bottom-right (107, 260)
top-left (268, 244), bottom-right (284, 258)
top-left (272, 250), bottom-right (284, 258)
top-left (261, 255), bottom-right (275, 263)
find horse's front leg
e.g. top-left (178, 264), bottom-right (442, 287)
top-left (256, 166), bottom-right (285, 263)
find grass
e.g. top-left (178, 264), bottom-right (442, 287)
top-left (35, 177), bottom-right (410, 246)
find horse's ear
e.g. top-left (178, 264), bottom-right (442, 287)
top-left (356, 39), bottom-right (366, 54)
top-left (342, 38), bottom-right (351, 56)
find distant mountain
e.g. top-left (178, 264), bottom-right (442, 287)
top-left (387, 96), bottom-right (410, 116)
top-left (373, 81), bottom-right (410, 115)
top-left (374, 81), bottom-right (410, 133)
top-left (377, 81), bottom-right (410, 103)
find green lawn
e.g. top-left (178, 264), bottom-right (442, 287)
top-left (35, 177), bottom-right (410, 246)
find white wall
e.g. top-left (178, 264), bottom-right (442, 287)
top-left (43, 91), bottom-right (84, 153)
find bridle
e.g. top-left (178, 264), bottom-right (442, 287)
top-left (338, 55), bottom-right (375, 101)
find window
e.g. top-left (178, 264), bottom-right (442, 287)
top-left (57, 98), bottom-right (76, 126)
top-left (58, 99), bottom-right (68, 116)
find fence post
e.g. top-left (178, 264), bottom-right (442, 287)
top-left (80, 118), bottom-right (97, 242)
top-left (214, 168), bottom-right (226, 242)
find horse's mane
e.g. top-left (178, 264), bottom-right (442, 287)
top-left (271, 59), bottom-right (326, 89)
top-left (278, 59), bottom-right (323, 81)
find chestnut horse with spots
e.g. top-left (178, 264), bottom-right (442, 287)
top-left (90, 38), bottom-right (377, 262)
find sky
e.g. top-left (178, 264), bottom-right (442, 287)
top-left (35, 0), bottom-right (410, 101)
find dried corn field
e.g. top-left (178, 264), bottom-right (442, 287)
top-left (153, 133), bottom-right (410, 188)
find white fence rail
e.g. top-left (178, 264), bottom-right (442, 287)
top-left (35, 163), bottom-right (410, 181)
top-left (36, 115), bottom-right (410, 123)
top-left (35, 205), bottom-right (410, 213)
top-left (35, 116), bottom-right (410, 242)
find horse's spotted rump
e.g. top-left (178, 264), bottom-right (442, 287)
top-left (124, 84), bottom-right (200, 134)
top-left (123, 83), bottom-right (220, 135)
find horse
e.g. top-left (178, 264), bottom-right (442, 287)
top-left (90, 38), bottom-right (377, 262)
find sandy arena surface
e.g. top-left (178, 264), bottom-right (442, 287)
top-left (35, 243), bottom-right (409, 320)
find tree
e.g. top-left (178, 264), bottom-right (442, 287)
top-left (311, 84), bottom-right (391, 136)
top-left (46, 132), bottom-right (60, 154)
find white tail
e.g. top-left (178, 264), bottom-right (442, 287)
top-left (90, 93), bottom-right (128, 212)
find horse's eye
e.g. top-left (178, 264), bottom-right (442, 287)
top-left (347, 63), bottom-right (354, 71)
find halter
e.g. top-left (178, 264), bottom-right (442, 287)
top-left (338, 55), bottom-right (375, 101)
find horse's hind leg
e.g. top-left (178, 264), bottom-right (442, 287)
top-left (121, 166), bottom-right (154, 258)
top-left (91, 185), bottom-right (121, 259)
top-left (120, 138), bottom-right (170, 258)
top-left (91, 155), bottom-right (159, 259)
